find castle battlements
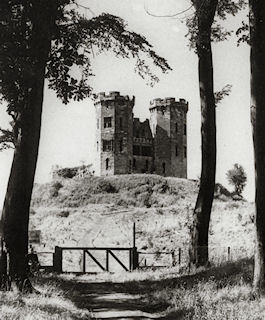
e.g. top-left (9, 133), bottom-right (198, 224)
top-left (95, 91), bottom-right (135, 106)
top-left (149, 97), bottom-right (188, 113)
top-left (94, 92), bottom-right (188, 178)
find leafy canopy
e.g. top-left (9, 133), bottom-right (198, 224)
top-left (0, 0), bottom-right (171, 149)
top-left (186, 0), bottom-right (247, 49)
top-left (226, 163), bottom-right (247, 195)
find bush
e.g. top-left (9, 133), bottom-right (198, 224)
top-left (96, 180), bottom-right (117, 193)
top-left (54, 167), bottom-right (78, 179)
top-left (57, 210), bottom-right (70, 217)
top-left (50, 181), bottom-right (63, 197)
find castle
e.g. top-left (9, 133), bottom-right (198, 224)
top-left (94, 91), bottom-right (188, 177)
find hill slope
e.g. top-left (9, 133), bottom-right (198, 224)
top-left (30, 174), bottom-right (254, 268)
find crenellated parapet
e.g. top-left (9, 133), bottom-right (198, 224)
top-left (94, 91), bottom-right (135, 107)
top-left (149, 97), bottom-right (188, 113)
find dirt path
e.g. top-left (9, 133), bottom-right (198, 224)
top-left (57, 275), bottom-right (171, 320)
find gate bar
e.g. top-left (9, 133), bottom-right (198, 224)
top-left (85, 250), bottom-right (106, 271)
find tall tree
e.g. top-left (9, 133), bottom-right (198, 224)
top-left (0, 0), bottom-right (170, 291)
top-left (249, 0), bottom-right (265, 291)
top-left (186, 0), bottom-right (246, 267)
top-left (226, 163), bottom-right (247, 196)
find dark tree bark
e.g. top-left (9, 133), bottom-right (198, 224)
top-left (249, 0), bottom-right (265, 291)
top-left (190, 0), bottom-right (218, 267)
top-left (0, 1), bottom-right (54, 291)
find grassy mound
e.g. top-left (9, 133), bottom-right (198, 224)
top-left (32, 174), bottom-right (199, 208)
top-left (29, 174), bottom-right (254, 271)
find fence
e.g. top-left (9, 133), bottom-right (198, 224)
top-left (137, 245), bottom-right (254, 269)
top-left (36, 244), bottom-right (254, 273)
top-left (53, 246), bottom-right (139, 273)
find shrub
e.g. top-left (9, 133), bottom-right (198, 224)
top-left (50, 181), bottom-right (63, 197)
top-left (96, 180), bottom-right (117, 193)
top-left (57, 210), bottom-right (70, 217)
top-left (226, 163), bottom-right (247, 196)
top-left (54, 167), bottom-right (79, 178)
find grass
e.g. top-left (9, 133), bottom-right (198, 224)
top-left (29, 174), bottom-right (255, 271)
top-left (2, 260), bottom-right (261, 320)
top-left (0, 277), bottom-right (92, 320)
top-left (10, 173), bottom-right (257, 318)
top-left (144, 260), bottom-right (264, 320)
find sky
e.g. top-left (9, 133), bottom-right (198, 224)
top-left (0, 0), bottom-right (253, 207)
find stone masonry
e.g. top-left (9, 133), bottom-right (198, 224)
top-left (94, 92), bottom-right (188, 178)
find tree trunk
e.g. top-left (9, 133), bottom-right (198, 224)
top-left (249, 0), bottom-right (265, 292)
top-left (0, 2), bottom-right (53, 291)
top-left (190, 0), bottom-right (218, 267)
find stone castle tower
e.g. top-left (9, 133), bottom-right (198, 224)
top-left (94, 92), bottom-right (135, 175)
top-left (94, 92), bottom-right (188, 177)
top-left (149, 97), bottom-right (188, 178)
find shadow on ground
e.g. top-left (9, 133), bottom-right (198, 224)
top-left (37, 259), bottom-right (252, 320)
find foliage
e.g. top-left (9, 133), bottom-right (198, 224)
top-left (186, 0), bottom-right (247, 50)
top-left (226, 163), bottom-right (247, 195)
top-left (0, 127), bottom-right (14, 151)
top-left (214, 84), bottom-right (232, 105)
top-left (50, 181), bottom-right (63, 197)
top-left (0, 0), bottom-right (171, 146)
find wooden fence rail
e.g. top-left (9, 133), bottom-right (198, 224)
top-left (53, 246), bottom-right (139, 273)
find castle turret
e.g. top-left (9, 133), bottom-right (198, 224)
top-left (149, 97), bottom-right (188, 177)
top-left (94, 92), bottom-right (135, 176)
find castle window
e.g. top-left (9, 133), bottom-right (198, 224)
top-left (119, 139), bottom-right (123, 152)
top-left (146, 160), bottom-right (149, 170)
top-left (142, 146), bottom-right (152, 156)
top-left (133, 158), bottom-right (136, 169)
top-left (184, 123), bottom-right (187, 135)
top-left (97, 141), bottom-right (99, 152)
top-left (184, 146), bottom-right (187, 158)
top-left (120, 118), bottom-right (123, 130)
top-left (104, 117), bottom-right (112, 128)
top-left (102, 140), bottom-right (113, 152)
top-left (175, 145), bottom-right (178, 156)
top-left (133, 145), bottom-right (140, 155)
top-left (175, 122), bottom-right (178, 133)
top-left (106, 158), bottom-right (109, 170)
top-left (162, 162), bottom-right (166, 174)
top-left (97, 119), bottom-right (99, 129)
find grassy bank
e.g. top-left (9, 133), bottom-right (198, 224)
top-left (30, 174), bottom-right (255, 269)
top-left (4, 259), bottom-right (261, 320)
top-left (0, 277), bottom-right (91, 320)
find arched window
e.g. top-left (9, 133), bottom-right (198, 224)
top-left (106, 158), bottom-right (109, 170)
top-left (184, 123), bottom-right (187, 135)
top-left (175, 145), bottom-right (178, 156)
top-left (175, 122), bottom-right (178, 133)
top-left (119, 139), bottom-right (123, 152)
top-left (97, 141), bottom-right (99, 152)
top-left (162, 162), bottom-right (166, 174)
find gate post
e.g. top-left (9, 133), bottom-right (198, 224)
top-left (53, 246), bottom-right (62, 273)
top-left (131, 247), bottom-right (138, 270)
